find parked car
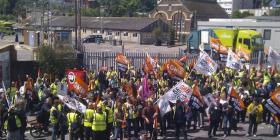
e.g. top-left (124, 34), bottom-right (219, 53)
top-left (82, 35), bottom-right (104, 43)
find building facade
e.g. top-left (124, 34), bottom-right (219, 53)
top-left (150, 0), bottom-right (228, 35)
top-left (25, 16), bottom-right (170, 47)
top-left (217, 0), bottom-right (254, 15)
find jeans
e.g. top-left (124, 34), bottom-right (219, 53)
top-left (52, 124), bottom-right (59, 140)
top-left (126, 119), bottom-right (138, 138)
top-left (7, 130), bottom-right (20, 140)
top-left (248, 115), bottom-right (258, 135)
top-left (208, 120), bottom-right (219, 136)
top-left (106, 123), bottom-right (113, 139)
top-left (175, 122), bottom-right (187, 139)
top-left (271, 121), bottom-right (280, 135)
top-left (223, 116), bottom-right (232, 136)
top-left (113, 126), bottom-right (123, 140)
top-left (84, 126), bottom-right (92, 140)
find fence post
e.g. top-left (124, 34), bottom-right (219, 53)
top-left (257, 50), bottom-right (262, 68)
top-left (102, 52), bottom-right (105, 67)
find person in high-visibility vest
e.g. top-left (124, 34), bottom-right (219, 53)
top-left (105, 100), bottom-right (114, 139)
top-left (83, 103), bottom-right (95, 140)
top-left (92, 104), bottom-right (107, 140)
top-left (50, 99), bottom-right (60, 140)
top-left (112, 101), bottom-right (124, 140)
top-left (50, 79), bottom-right (59, 97)
top-left (67, 110), bottom-right (81, 140)
top-left (123, 97), bottom-right (138, 139)
top-left (6, 106), bottom-right (21, 140)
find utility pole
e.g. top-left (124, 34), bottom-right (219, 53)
top-left (75, 0), bottom-right (81, 51)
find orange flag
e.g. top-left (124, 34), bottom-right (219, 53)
top-left (210, 37), bottom-right (228, 54)
top-left (192, 84), bottom-right (204, 105)
top-left (165, 60), bottom-right (186, 80)
top-left (230, 87), bottom-right (245, 110)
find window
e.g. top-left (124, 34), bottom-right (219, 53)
top-left (115, 32), bottom-right (120, 36)
top-left (93, 29), bottom-right (97, 33)
top-left (263, 29), bottom-right (271, 40)
top-left (238, 38), bottom-right (242, 43)
top-left (83, 29), bottom-right (86, 33)
top-left (123, 32), bottom-right (128, 36)
top-left (133, 33), bottom-right (137, 37)
top-left (243, 38), bottom-right (251, 49)
top-left (168, 4), bottom-right (172, 11)
top-left (107, 31), bottom-right (112, 35)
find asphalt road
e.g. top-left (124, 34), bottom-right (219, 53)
top-left (14, 121), bottom-right (280, 140)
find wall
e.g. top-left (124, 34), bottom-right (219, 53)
top-left (0, 51), bottom-right (10, 87)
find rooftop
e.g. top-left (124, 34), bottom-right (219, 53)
top-left (47, 16), bottom-right (161, 31)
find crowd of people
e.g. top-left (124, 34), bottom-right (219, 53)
top-left (0, 63), bottom-right (280, 140)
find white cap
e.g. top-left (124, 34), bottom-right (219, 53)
top-left (0, 88), bottom-right (4, 92)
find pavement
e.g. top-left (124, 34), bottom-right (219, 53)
top-left (16, 117), bottom-right (280, 140)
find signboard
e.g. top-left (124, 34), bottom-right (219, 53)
top-left (226, 50), bottom-right (241, 70)
top-left (165, 81), bottom-right (192, 103)
top-left (194, 51), bottom-right (218, 76)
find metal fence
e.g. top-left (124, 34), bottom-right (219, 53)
top-left (83, 50), bottom-right (265, 72)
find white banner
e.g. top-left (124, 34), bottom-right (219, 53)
top-left (165, 81), bottom-right (192, 103)
top-left (226, 50), bottom-right (241, 70)
top-left (57, 95), bottom-right (86, 113)
top-left (157, 95), bottom-right (171, 116)
top-left (58, 83), bottom-right (68, 96)
top-left (194, 51), bottom-right (218, 76)
top-left (268, 47), bottom-right (280, 70)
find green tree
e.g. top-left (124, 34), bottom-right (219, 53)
top-left (169, 27), bottom-right (175, 46)
top-left (153, 27), bottom-right (162, 46)
top-left (81, 8), bottom-right (99, 17)
top-left (0, 0), bottom-right (9, 15)
top-left (37, 46), bottom-right (77, 77)
top-left (232, 11), bottom-right (253, 18)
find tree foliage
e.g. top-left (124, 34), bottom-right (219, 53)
top-left (232, 11), bottom-right (253, 18)
top-left (37, 46), bottom-right (77, 77)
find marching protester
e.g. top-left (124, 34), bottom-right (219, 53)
top-left (1, 47), bottom-right (280, 140)
top-left (246, 99), bottom-right (263, 137)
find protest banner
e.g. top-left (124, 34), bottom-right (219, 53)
top-left (58, 82), bottom-right (68, 96)
top-left (144, 53), bottom-right (158, 74)
top-left (116, 53), bottom-right (130, 71)
top-left (226, 50), bottom-right (241, 70)
top-left (229, 87), bottom-right (245, 111)
top-left (178, 55), bottom-right (188, 66)
top-left (157, 95), bottom-right (171, 116)
top-left (268, 47), bottom-right (280, 72)
top-left (141, 75), bottom-right (150, 100)
top-left (194, 51), bottom-right (218, 76)
top-left (65, 69), bottom-right (88, 97)
top-left (165, 60), bottom-right (186, 80)
top-left (203, 93), bottom-right (216, 107)
top-left (65, 69), bottom-right (86, 91)
top-left (2, 81), bottom-right (10, 107)
top-left (210, 37), bottom-right (228, 54)
top-left (58, 95), bottom-right (86, 113)
top-left (188, 84), bottom-right (204, 109)
top-left (165, 81), bottom-right (192, 103)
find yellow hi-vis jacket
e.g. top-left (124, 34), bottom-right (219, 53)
top-left (92, 112), bottom-right (107, 131)
top-left (83, 109), bottom-right (94, 127)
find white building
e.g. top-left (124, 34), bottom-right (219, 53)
top-left (217, 0), bottom-right (254, 15)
